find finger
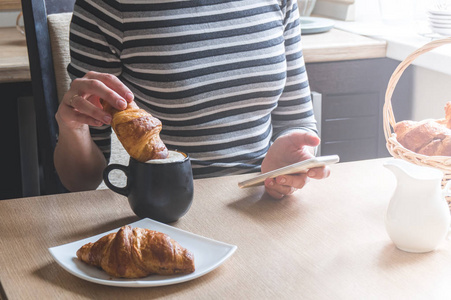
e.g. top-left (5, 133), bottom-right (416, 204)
top-left (288, 131), bottom-right (320, 149)
top-left (307, 166), bottom-right (331, 179)
top-left (70, 77), bottom-right (127, 110)
top-left (85, 71), bottom-right (134, 103)
top-left (264, 185), bottom-right (297, 199)
top-left (264, 178), bottom-right (284, 199)
top-left (286, 187), bottom-right (297, 195)
top-left (302, 132), bottom-right (321, 147)
top-left (67, 94), bottom-right (112, 125)
top-left (86, 94), bottom-right (103, 109)
top-left (275, 174), bottom-right (309, 190)
top-left (264, 178), bottom-right (296, 196)
top-left (72, 111), bottom-right (105, 127)
top-left (59, 103), bottom-right (104, 127)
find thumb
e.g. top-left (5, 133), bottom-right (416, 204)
top-left (290, 131), bottom-right (320, 148)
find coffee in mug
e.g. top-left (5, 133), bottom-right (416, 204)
top-left (145, 150), bottom-right (186, 164)
top-left (103, 150), bottom-right (193, 223)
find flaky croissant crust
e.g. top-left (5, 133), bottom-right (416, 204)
top-left (76, 225), bottom-right (195, 278)
top-left (394, 101), bottom-right (451, 156)
top-left (103, 100), bottom-right (168, 162)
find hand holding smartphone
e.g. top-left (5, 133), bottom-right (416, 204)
top-left (238, 155), bottom-right (339, 188)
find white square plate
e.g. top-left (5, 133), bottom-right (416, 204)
top-left (49, 218), bottom-right (237, 287)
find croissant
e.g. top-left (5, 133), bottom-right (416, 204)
top-left (102, 100), bottom-right (168, 162)
top-left (76, 225), bottom-right (195, 278)
top-left (394, 101), bottom-right (451, 156)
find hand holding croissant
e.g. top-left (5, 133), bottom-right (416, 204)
top-left (394, 102), bottom-right (451, 156)
top-left (76, 225), bottom-right (195, 278)
top-left (103, 100), bottom-right (168, 162)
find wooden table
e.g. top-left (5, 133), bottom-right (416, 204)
top-left (1, 158), bottom-right (451, 299)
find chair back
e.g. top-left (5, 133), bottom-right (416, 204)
top-left (21, 0), bottom-right (75, 195)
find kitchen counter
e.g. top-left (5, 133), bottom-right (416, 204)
top-left (302, 28), bottom-right (387, 63)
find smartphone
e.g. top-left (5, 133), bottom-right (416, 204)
top-left (238, 155), bottom-right (340, 188)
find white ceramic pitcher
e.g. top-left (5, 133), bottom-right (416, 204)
top-left (384, 159), bottom-right (451, 253)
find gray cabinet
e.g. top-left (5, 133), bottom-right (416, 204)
top-left (306, 58), bottom-right (413, 162)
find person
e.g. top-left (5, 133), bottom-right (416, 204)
top-left (54, 0), bottom-right (330, 199)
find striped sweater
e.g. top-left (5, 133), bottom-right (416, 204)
top-left (68, 0), bottom-right (317, 178)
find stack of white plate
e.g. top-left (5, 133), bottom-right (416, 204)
top-left (428, 4), bottom-right (451, 36)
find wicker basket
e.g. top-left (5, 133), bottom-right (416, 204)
top-left (383, 37), bottom-right (451, 207)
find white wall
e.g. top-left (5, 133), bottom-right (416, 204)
top-left (354, 0), bottom-right (449, 121)
top-left (411, 67), bottom-right (451, 120)
top-left (354, 0), bottom-right (429, 22)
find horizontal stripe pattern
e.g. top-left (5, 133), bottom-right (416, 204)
top-left (68, 0), bottom-right (317, 178)
top-left (89, 125), bottom-right (112, 161)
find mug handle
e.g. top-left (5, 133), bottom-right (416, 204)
top-left (103, 164), bottom-right (130, 197)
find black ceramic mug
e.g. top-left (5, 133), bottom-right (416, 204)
top-left (103, 150), bottom-right (194, 223)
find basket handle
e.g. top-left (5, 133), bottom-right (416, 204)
top-left (383, 37), bottom-right (451, 142)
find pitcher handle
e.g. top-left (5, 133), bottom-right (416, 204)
top-left (103, 164), bottom-right (130, 197)
top-left (443, 180), bottom-right (451, 197)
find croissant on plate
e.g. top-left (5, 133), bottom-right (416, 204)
top-left (394, 101), bottom-right (451, 156)
top-left (102, 100), bottom-right (168, 162)
top-left (76, 225), bottom-right (195, 278)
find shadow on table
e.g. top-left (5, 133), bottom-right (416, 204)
top-left (227, 190), bottom-right (308, 223)
top-left (32, 259), bottom-right (223, 298)
top-left (377, 242), bottom-right (442, 269)
top-left (56, 216), bottom-right (141, 243)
